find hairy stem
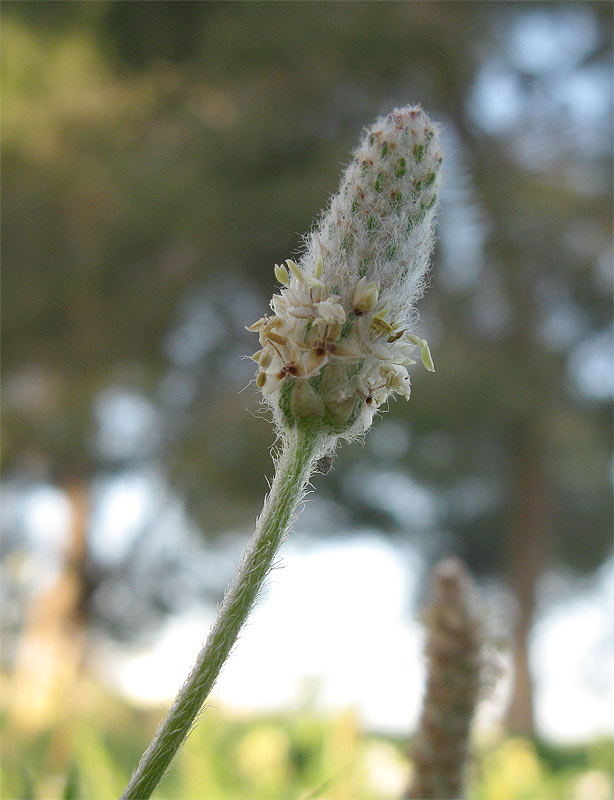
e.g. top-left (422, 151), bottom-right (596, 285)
top-left (120, 423), bottom-right (323, 800)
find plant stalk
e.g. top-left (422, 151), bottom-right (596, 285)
top-left (120, 423), bottom-right (323, 800)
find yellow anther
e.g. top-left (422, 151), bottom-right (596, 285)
top-left (250, 349), bottom-right (264, 362)
top-left (256, 371), bottom-right (267, 388)
top-left (387, 328), bottom-right (406, 343)
top-left (304, 273), bottom-right (324, 288)
top-left (314, 255), bottom-right (324, 279)
top-left (420, 340), bottom-right (435, 372)
top-left (246, 317), bottom-right (268, 332)
top-left (264, 330), bottom-right (288, 346)
top-left (274, 263), bottom-right (290, 286)
top-left (370, 315), bottom-right (395, 336)
top-left (285, 259), bottom-right (304, 283)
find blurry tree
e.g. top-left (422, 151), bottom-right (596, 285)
top-left (2, 1), bottom-right (612, 735)
top-left (325, 3), bottom-right (613, 735)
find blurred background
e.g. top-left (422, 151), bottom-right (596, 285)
top-left (1, 2), bottom-right (612, 798)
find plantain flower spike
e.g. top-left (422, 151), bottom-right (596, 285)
top-left (249, 105), bottom-right (442, 441)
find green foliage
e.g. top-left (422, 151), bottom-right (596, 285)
top-left (2, 691), bottom-right (611, 800)
top-left (470, 737), bottom-right (613, 800)
top-left (61, 762), bottom-right (80, 800)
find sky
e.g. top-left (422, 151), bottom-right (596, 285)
top-left (101, 530), bottom-right (613, 744)
top-left (8, 480), bottom-right (612, 744)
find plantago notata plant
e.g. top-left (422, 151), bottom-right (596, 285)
top-left (120, 105), bottom-right (443, 800)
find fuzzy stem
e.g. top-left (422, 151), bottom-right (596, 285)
top-left (120, 423), bottom-right (323, 800)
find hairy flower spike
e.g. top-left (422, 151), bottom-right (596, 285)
top-left (249, 105), bottom-right (442, 440)
top-left (407, 558), bottom-right (485, 800)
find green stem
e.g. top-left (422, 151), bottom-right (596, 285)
top-left (119, 423), bottom-right (323, 800)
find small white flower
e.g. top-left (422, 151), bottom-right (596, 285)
top-left (316, 300), bottom-right (346, 325)
top-left (381, 363), bottom-right (412, 399)
top-left (352, 278), bottom-right (380, 315)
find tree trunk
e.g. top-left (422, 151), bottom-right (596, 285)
top-left (505, 425), bottom-right (553, 736)
top-left (10, 477), bottom-right (90, 732)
